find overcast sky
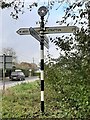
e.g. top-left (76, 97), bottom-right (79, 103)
top-left (0, 0), bottom-right (76, 64)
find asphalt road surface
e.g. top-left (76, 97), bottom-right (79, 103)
top-left (0, 76), bottom-right (39, 90)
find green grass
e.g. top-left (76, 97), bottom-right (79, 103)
top-left (2, 81), bottom-right (63, 118)
top-left (2, 81), bottom-right (41, 118)
top-left (2, 80), bottom-right (90, 119)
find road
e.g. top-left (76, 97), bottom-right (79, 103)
top-left (0, 76), bottom-right (39, 90)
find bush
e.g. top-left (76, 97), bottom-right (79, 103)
top-left (45, 63), bottom-right (90, 118)
top-left (33, 72), bottom-right (40, 77)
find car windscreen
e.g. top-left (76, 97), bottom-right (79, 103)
top-left (11, 72), bottom-right (18, 76)
top-left (11, 72), bottom-right (24, 76)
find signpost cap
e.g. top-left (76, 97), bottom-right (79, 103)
top-left (38, 6), bottom-right (48, 17)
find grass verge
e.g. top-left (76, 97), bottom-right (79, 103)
top-left (2, 80), bottom-right (90, 119)
top-left (2, 81), bottom-right (57, 118)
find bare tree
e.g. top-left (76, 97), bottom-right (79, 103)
top-left (2, 47), bottom-right (17, 63)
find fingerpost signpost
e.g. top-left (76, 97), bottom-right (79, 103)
top-left (16, 6), bottom-right (79, 113)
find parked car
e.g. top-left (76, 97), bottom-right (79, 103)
top-left (10, 71), bottom-right (25, 81)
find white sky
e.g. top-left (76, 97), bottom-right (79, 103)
top-left (0, 0), bottom-right (85, 64)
